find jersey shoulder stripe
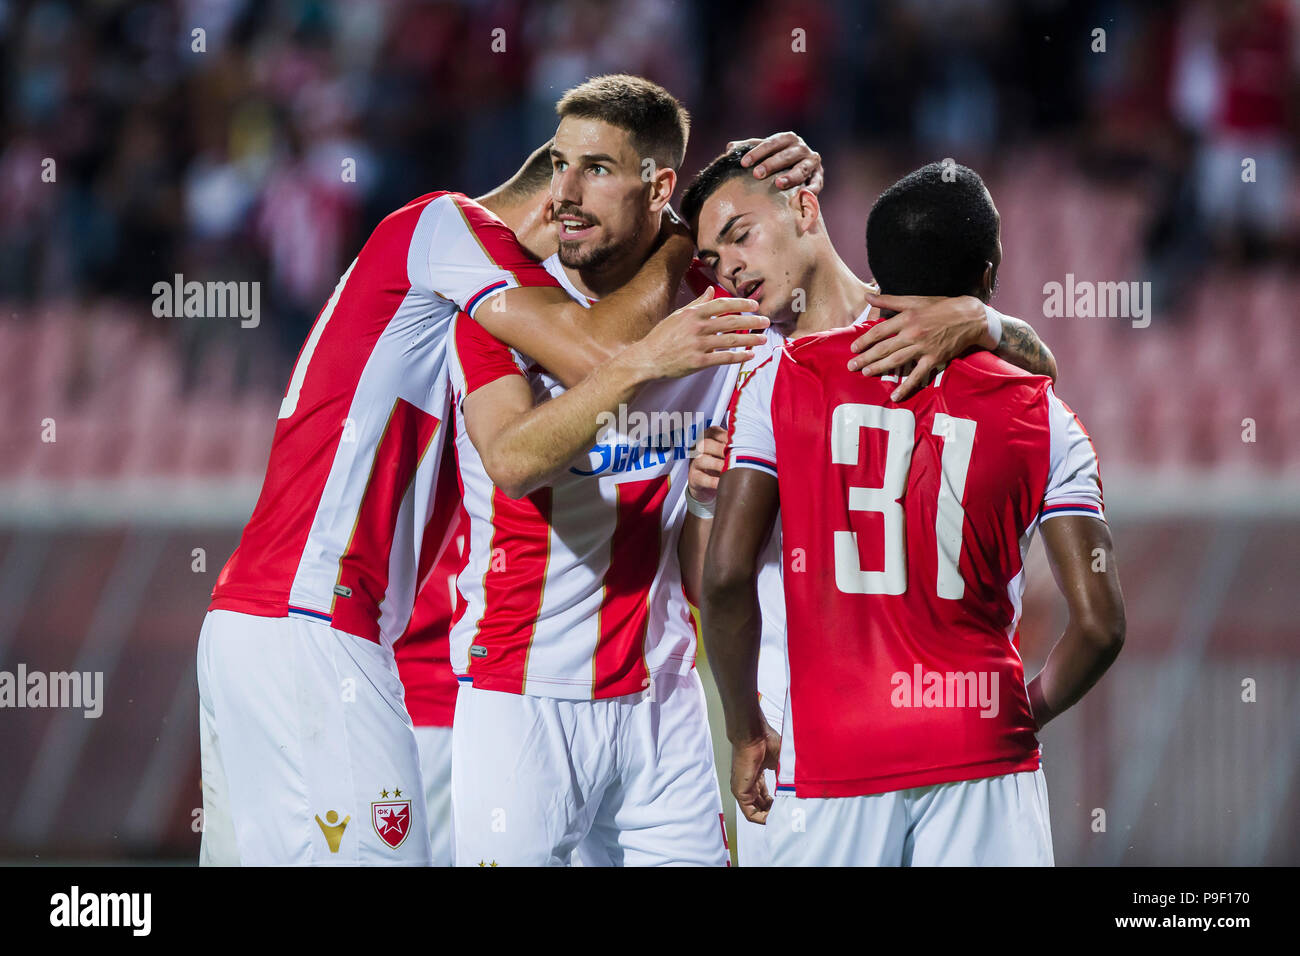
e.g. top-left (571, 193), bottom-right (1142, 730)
top-left (1040, 502), bottom-right (1102, 517)
top-left (466, 279), bottom-right (509, 314)
top-left (734, 455), bottom-right (778, 475)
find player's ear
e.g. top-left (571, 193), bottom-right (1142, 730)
top-left (647, 165), bottom-right (678, 214)
top-left (978, 261), bottom-right (995, 303)
top-left (791, 187), bottom-right (820, 235)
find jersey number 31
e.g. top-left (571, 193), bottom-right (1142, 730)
top-left (831, 404), bottom-right (975, 599)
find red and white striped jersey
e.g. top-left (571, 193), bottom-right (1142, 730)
top-left (727, 318), bottom-right (1105, 798)
top-left (393, 433), bottom-right (467, 728)
top-left (446, 254), bottom-right (778, 700)
top-left (210, 191), bottom-right (558, 647)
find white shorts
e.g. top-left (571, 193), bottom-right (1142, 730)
top-left (413, 724), bottom-right (453, 867)
top-left (768, 769), bottom-right (1054, 866)
top-left (451, 670), bottom-right (728, 867)
top-left (197, 609), bottom-right (432, 866)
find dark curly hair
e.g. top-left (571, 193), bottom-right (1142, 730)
top-left (866, 161), bottom-right (999, 298)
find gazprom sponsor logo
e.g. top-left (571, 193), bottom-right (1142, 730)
top-left (572, 408), bottom-right (713, 477)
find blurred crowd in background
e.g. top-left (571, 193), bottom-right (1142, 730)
top-left (1, 0), bottom-right (1295, 385)
top-left (2, 0), bottom-right (1298, 865)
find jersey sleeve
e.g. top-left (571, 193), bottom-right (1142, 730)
top-left (1040, 385), bottom-right (1106, 523)
top-left (725, 350), bottom-right (781, 478)
top-left (451, 312), bottom-right (526, 400)
top-left (414, 194), bottom-right (560, 318)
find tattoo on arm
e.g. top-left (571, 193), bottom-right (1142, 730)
top-left (995, 318), bottom-right (1058, 381)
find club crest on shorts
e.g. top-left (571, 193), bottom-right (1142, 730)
top-left (371, 789), bottom-right (411, 849)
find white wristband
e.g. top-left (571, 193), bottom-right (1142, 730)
top-left (686, 489), bottom-right (716, 519)
top-left (984, 304), bottom-right (1004, 348)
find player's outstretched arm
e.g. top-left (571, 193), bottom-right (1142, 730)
top-left (847, 293), bottom-right (1058, 400)
top-left (1028, 515), bottom-right (1127, 729)
top-left (700, 466), bottom-right (781, 824)
top-left (466, 293), bottom-right (766, 499)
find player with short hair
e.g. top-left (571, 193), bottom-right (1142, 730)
top-left (677, 146), bottom-right (1059, 865)
top-left (447, 75), bottom-right (1054, 866)
top-left (700, 161), bottom-right (1125, 866)
top-left (386, 135), bottom-right (822, 868)
top-left (195, 121), bottom-right (817, 865)
top-left (447, 74), bottom-right (759, 867)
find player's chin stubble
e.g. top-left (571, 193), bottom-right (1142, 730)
top-left (558, 237), bottom-right (613, 271)
top-left (558, 220), bottom-right (645, 274)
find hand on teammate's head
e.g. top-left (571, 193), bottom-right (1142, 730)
top-left (726, 131), bottom-right (824, 194)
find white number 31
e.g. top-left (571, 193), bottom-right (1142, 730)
top-left (831, 404), bottom-right (975, 598)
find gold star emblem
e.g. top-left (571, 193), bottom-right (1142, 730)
top-left (380, 789), bottom-right (390, 799)
top-left (393, 787), bottom-right (402, 798)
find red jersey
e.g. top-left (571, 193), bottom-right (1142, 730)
top-left (727, 319), bottom-right (1105, 798)
top-left (209, 191), bottom-right (558, 647)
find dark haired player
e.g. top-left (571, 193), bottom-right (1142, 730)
top-left (699, 161), bottom-right (1125, 865)
top-left (443, 77), bottom-right (1013, 866)
top-left (446, 75), bottom-right (769, 867)
top-left (388, 132), bottom-right (824, 867)
top-left (196, 101), bottom-right (821, 865)
top-left (677, 149), bottom-right (1058, 865)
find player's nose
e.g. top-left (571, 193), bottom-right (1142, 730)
top-left (552, 165), bottom-right (581, 205)
top-left (723, 256), bottom-right (744, 290)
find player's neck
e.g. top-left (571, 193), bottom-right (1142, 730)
top-left (788, 251), bottom-right (874, 339)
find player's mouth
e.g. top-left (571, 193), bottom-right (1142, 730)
top-left (739, 278), bottom-right (764, 301)
top-left (557, 214), bottom-right (599, 241)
